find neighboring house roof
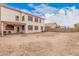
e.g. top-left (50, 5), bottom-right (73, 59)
top-left (0, 5), bottom-right (44, 20)
top-left (45, 23), bottom-right (57, 27)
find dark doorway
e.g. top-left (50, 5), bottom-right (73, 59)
top-left (17, 27), bottom-right (19, 32)
top-left (22, 25), bottom-right (25, 30)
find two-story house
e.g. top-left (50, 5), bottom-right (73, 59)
top-left (0, 5), bottom-right (45, 36)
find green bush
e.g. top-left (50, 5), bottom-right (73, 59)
top-left (74, 23), bottom-right (79, 29)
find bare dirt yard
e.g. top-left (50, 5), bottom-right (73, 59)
top-left (0, 32), bottom-right (79, 56)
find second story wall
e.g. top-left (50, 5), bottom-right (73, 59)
top-left (1, 7), bottom-right (24, 23)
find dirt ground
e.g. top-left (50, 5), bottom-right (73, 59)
top-left (0, 32), bottom-right (79, 56)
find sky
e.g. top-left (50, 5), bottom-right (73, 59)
top-left (4, 3), bottom-right (79, 27)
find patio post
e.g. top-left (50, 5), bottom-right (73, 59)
top-left (1, 22), bottom-right (4, 36)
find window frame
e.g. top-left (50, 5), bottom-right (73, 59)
top-left (15, 16), bottom-right (19, 21)
top-left (39, 18), bottom-right (41, 23)
top-left (28, 16), bottom-right (33, 21)
top-left (35, 26), bottom-right (38, 30)
top-left (35, 17), bottom-right (38, 22)
top-left (28, 25), bottom-right (33, 30)
top-left (22, 16), bottom-right (25, 21)
top-left (41, 26), bottom-right (43, 30)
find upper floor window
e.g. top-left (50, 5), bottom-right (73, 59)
top-left (22, 16), bottom-right (25, 21)
top-left (15, 16), bottom-right (19, 21)
top-left (40, 18), bottom-right (41, 23)
top-left (28, 16), bottom-right (33, 21)
top-left (35, 17), bottom-right (38, 22)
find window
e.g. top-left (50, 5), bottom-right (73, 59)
top-left (28, 25), bottom-right (33, 30)
top-left (28, 16), bottom-right (33, 21)
top-left (15, 16), bottom-right (19, 21)
top-left (35, 26), bottom-right (38, 30)
top-left (41, 26), bottom-right (43, 30)
top-left (35, 17), bottom-right (38, 22)
top-left (40, 18), bottom-right (41, 23)
top-left (22, 16), bottom-right (25, 21)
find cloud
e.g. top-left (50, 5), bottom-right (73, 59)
top-left (59, 9), bottom-right (65, 15)
top-left (31, 4), bottom-right (59, 16)
top-left (27, 3), bottom-right (34, 8)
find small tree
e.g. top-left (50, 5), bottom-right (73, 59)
top-left (74, 23), bottom-right (79, 29)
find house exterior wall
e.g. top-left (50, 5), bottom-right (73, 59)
top-left (0, 5), bottom-right (45, 34)
top-left (1, 7), bottom-right (25, 23)
top-left (24, 16), bottom-right (45, 33)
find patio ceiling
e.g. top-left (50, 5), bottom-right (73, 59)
top-left (1, 21), bottom-right (26, 25)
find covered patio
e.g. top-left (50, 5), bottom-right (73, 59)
top-left (0, 21), bottom-right (26, 36)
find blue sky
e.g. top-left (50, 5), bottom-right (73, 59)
top-left (5, 3), bottom-right (79, 10)
top-left (4, 3), bottom-right (79, 27)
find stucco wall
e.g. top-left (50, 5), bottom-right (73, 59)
top-left (1, 7), bottom-right (25, 23)
top-left (21, 13), bottom-right (45, 33)
top-left (25, 16), bottom-right (45, 33)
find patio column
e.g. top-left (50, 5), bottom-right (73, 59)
top-left (19, 26), bottom-right (22, 33)
top-left (14, 26), bottom-right (17, 33)
top-left (1, 22), bottom-right (4, 36)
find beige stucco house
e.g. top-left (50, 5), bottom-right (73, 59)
top-left (45, 23), bottom-right (58, 28)
top-left (45, 23), bottom-right (59, 31)
top-left (0, 5), bottom-right (45, 36)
